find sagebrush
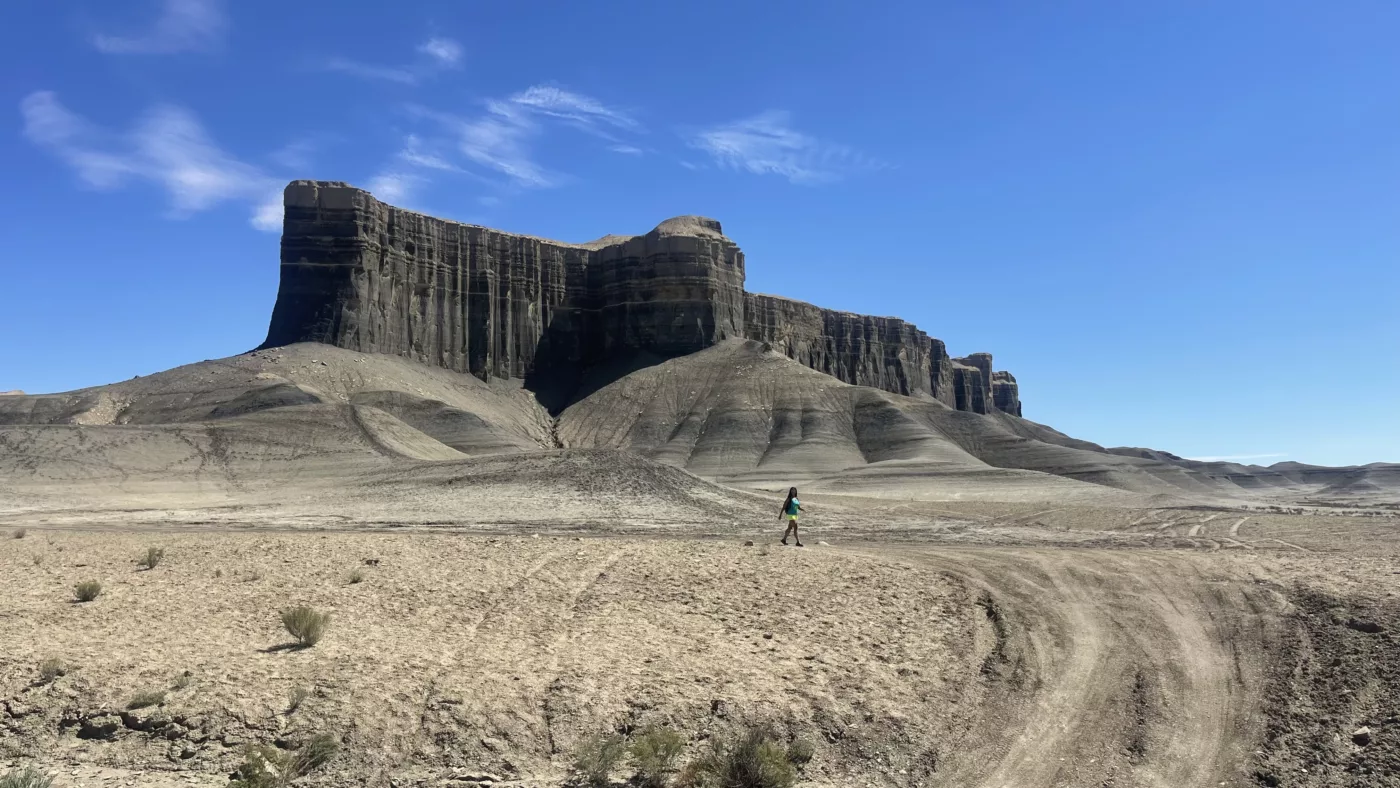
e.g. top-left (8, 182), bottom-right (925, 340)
top-left (677, 728), bottom-right (799, 788)
top-left (630, 726), bottom-right (687, 788)
top-left (230, 733), bottom-right (339, 788)
top-left (73, 580), bottom-right (102, 602)
top-left (138, 546), bottom-right (165, 569)
top-left (281, 606), bottom-right (331, 646)
top-left (37, 658), bottom-right (69, 683)
top-left (572, 733), bottom-right (627, 787)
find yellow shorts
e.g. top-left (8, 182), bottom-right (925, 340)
top-left (787, 515), bottom-right (799, 522)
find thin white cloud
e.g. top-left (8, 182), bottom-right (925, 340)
top-left (457, 102), bottom-right (553, 187)
top-left (411, 86), bottom-right (638, 189)
top-left (325, 37), bottom-right (464, 85)
top-left (21, 91), bottom-right (283, 232)
top-left (417, 38), bottom-right (463, 67)
top-left (690, 110), bottom-right (881, 184)
top-left (366, 172), bottom-right (417, 204)
top-left (323, 57), bottom-right (418, 85)
top-left (608, 144), bottom-right (643, 156)
top-left (1185, 453), bottom-right (1288, 463)
top-left (509, 86), bottom-right (636, 131)
top-left (93, 0), bottom-right (225, 55)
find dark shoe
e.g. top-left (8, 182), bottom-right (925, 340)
top-left (795, 542), bottom-right (805, 547)
top-left (780, 539), bottom-right (788, 545)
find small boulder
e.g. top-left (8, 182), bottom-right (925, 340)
top-left (1354, 726), bottom-right (1373, 746)
top-left (78, 714), bottom-right (123, 740)
top-left (743, 540), bottom-right (754, 547)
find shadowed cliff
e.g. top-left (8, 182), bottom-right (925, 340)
top-left (262, 180), bottom-right (1021, 415)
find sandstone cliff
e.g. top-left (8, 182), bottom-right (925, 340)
top-left (263, 181), bottom-right (1022, 415)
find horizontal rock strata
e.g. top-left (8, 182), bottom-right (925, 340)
top-left (263, 181), bottom-right (1021, 414)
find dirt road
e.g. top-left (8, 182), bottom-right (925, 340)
top-left (854, 546), bottom-right (1286, 788)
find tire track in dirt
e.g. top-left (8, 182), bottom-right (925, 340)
top-left (1228, 517), bottom-right (1248, 536)
top-left (855, 546), bottom-right (1281, 788)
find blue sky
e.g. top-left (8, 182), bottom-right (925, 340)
top-left (2, 1), bottom-right (1396, 466)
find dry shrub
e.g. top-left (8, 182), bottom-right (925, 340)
top-left (287, 686), bottom-right (310, 714)
top-left (347, 569), bottom-right (365, 585)
top-left (138, 547), bottom-right (165, 569)
top-left (127, 689), bottom-right (166, 710)
top-left (630, 726), bottom-right (687, 787)
top-left (73, 581), bottom-right (102, 602)
top-left (37, 658), bottom-right (69, 683)
top-left (281, 606), bottom-right (330, 647)
top-left (677, 728), bottom-right (797, 788)
top-left (571, 733), bottom-right (627, 787)
top-left (0, 766), bottom-right (52, 788)
top-left (230, 733), bottom-right (339, 788)
top-left (11, 528), bottom-right (25, 540)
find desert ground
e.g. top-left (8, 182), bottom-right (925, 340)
top-left (3, 343), bottom-right (1400, 787)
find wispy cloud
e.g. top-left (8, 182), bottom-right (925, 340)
top-left (411, 86), bottom-right (638, 189)
top-left (93, 0), bottom-right (225, 55)
top-left (365, 172), bottom-right (418, 205)
top-left (689, 110), bottom-right (882, 184)
top-left (21, 91), bottom-right (283, 232)
top-left (323, 57), bottom-right (417, 85)
top-left (509, 86), bottom-right (637, 134)
top-left (417, 38), bottom-right (463, 67)
top-left (1185, 453), bottom-right (1288, 463)
top-left (323, 37), bottom-right (463, 85)
top-left (609, 144), bottom-right (644, 156)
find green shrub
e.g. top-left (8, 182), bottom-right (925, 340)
top-left (678, 728), bottom-right (797, 788)
top-left (0, 766), bottom-right (53, 788)
top-left (138, 547), bottom-right (165, 569)
top-left (281, 606), bottom-right (330, 647)
top-left (229, 744), bottom-right (285, 788)
top-left (571, 733), bottom-right (627, 787)
top-left (38, 658), bottom-right (69, 683)
top-left (127, 689), bottom-right (166, 710)
top-left (630, 726), bottom-right (687, 787)
top-left (287, 733), bottom-right (339, 774)
top-left (73, 580), bottom-right (102, 602)
top-left (785, 737), bottom-right (814, 766)
top-left (229, 734), bottom-right (339, 788)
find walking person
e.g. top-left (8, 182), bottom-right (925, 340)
top-left (780, 487), bottom-right (805, 546)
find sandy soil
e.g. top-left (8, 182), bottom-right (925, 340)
top-left (4, 504), bottom-right (1399, 788)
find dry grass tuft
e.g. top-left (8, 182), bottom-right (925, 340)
top-left (11, 528), bottom-right (26, 540)
top-left (126, 689), bottom-right (166, 710)
top-left (287, 686), bottom-right (310, 714)
top-left (0, 766), bottom-right (53, 788)
top-left (347, 569), bottom-right (365, 585)
top-left (37, 658), bottom-right (69, 683)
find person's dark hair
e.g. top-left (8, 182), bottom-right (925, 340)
top-left (781, 487), bottom-right (798, 515)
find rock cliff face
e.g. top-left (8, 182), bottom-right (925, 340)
top-left (992, 371), bottom-right (1022, 417)
top-left (263, 181), bottom-right (1022, 414)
